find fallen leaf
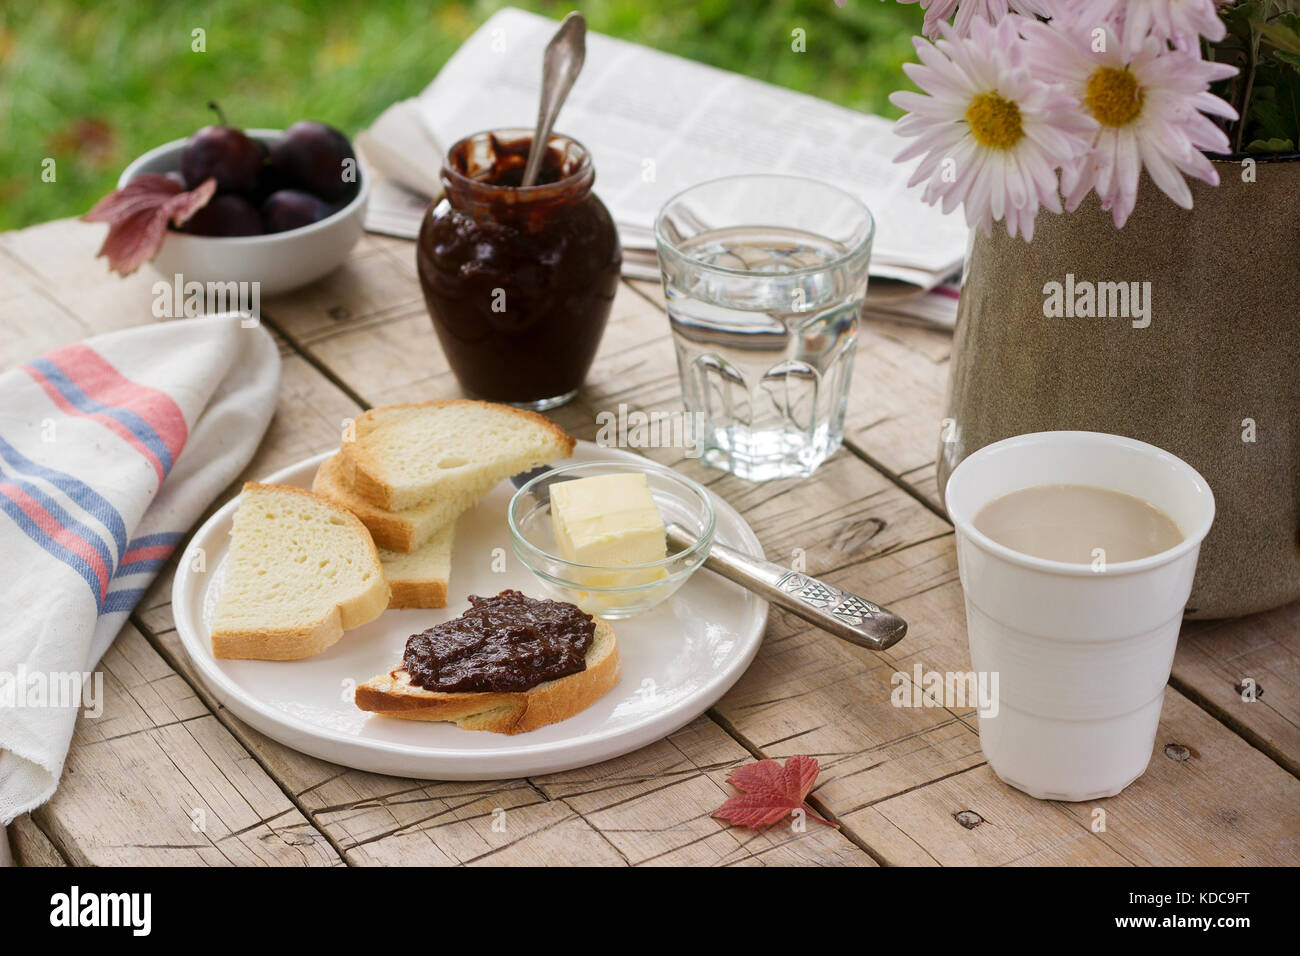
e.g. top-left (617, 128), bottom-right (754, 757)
top-left (82, 174), bottom-right (216, 275)
top-left (713, 755), bottom-right (837, 829)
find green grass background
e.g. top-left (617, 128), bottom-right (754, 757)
top-left (0, 0), bottom-right (922, 231)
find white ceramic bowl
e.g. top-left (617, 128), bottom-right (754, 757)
top-left (117, 128), bottom-right (370, 295)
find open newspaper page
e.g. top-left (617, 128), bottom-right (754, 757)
top-left (359, 7), bottom-right (964, 321)
top-left (412, 8), bottom-right (967, 285)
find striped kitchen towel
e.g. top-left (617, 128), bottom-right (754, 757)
top-left (0, 314), bottom-right (280, 824)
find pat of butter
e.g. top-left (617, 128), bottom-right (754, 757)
top-left (550, 473), bottom-right (667, 587)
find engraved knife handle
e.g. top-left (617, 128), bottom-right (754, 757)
top-left (666, 523), bottom-right (907, 651)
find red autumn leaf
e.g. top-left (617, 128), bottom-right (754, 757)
top-left (82, 173), bottom-right (216, 275)
top-left (712, 755), bottom-right (837, 829)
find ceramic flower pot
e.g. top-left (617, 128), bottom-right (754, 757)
top-left (937, 157), bottom-right (1300, 619)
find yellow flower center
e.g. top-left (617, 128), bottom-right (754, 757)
top-left (1084, 67), bottom-right (1144, 127)
top-left (965, 92), bottom-right (1024, 150)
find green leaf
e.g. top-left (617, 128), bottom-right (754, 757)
top-left (1243, 59), bottom-right (1300, 146)
top-left (1244, 136), bottom-right (1296, 152)
top-left (1259, 21), bottom-right (1300, 56)
top-left (1229, 0), bottom-right (1268, 24)
top-left (1222, 0), bottom-right (1268, 42)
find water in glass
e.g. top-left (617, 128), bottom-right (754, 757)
top-left (664, 224), bottom-right (865, 481)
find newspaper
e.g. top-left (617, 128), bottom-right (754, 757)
top-left (358, 7), bottom-right (966, 321)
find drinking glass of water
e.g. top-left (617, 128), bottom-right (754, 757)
top-left (654, 175), bottom-right (873, 481)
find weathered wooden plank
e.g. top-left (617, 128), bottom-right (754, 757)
top-left (260, 233), bottom-right (425, 347)
top-left (622, 277), bottom-right (1300, 781)
top-left (1, 219), bottom-right (169, 335)
top-left (7, 814), bottom-right (68, 867)
top-left (712, 537), bottom-right (987, 810)
top-left (32, 624), bottom-right (340, 866)
top-left (0, 268), bottom-right (96, 370)
top-left (254, 270), bottom-right (1002, 822)
top-left (248, 257), bottom-right (1300, 865)
top-left (5, 217), bottom-right (1294, 866)
top-left (232, 730), bottom-right (629, 867)
top-left (843, 689), bottom-right (1300, 866)
top-left (125, 338), bottom-right (873, 866)
top-left (535, 717), bottom-right (872, 866)
top-left (289, 311), bottom-right (459, 408)
top-left (1173, 603), bottom-right (1300, 776)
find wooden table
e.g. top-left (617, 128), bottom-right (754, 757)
top-left (3, 219), bottom-right (1297, 867)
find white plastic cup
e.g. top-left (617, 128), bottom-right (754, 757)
top-left (945, 431), bottom-right (1215, 801)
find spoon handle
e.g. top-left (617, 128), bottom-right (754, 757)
top-left (522, 12), bottom-right (587, 188)
top-left (666, 524), bottom-right (908, 652)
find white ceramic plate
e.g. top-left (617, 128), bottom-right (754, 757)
top-left (172, 442), bottom-right (768, 779)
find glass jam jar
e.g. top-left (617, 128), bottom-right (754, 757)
top-left (416, 129), bottom-right (622, 410)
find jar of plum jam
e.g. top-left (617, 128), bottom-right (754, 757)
top-left (416, 129), bottom-right (621, 409)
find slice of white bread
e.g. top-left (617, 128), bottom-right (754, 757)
top-left (211, 483), bottom-right (390, 660)
top-left (355, 618), bottom-right (619, 734)
top-left (313, 452), bottom-right (467, 553)
top-left (339, 400), bottom-right (576, 512)
top-left (380, 523), bottom-right (453, 610)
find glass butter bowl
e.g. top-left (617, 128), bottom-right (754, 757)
top-left (507, 460), bottom-right (716, 619)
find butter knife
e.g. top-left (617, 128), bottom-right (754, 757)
top-left (511, 467), bottom-right (908, 652)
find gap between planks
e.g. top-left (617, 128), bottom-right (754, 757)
top-left (126, 611), bottom-right (356, 866)
top-left (1165, 675), bottom-right (1298, 779)
top-left (259, 310), bottom-right (373, 412)
top-left (839, 438), bottom-right (950, 523)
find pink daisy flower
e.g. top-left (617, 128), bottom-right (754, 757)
top-left (900, 0), bottom-right (1049, 40)
top-left (1023, 19), bottom-right (1236, 228)
top-left (890, 16), bottom-right (1096, 240)
top-left (1046, 0), bottom-right (1227, 56)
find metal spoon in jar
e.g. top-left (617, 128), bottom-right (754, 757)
top-left (521, 11), bottom-right (588, 188)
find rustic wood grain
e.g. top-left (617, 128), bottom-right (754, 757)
top-left (260, 233), bottom-right (425, 348)
top-left (241, 257), bottom-right (1300, 864)
top-left (537, 718), bottom-right (871, 866)
top-left (3, 217), bottom-right (1296, 866)
top-left (1, 220), bottom-right (169, 344)
top-left (245, 259), bottom-right (1023, 834)
top-left (8, 814), bottom-right (67, 867)
top-left (143, 612), bottom-right (874, 866)
top-left (624, 276), bottom-right (1300, 779)
top-left (0, 270), bottom-right (92, 371)
top-left (119, 320), bottom-right (874, 867)
top-left (32, 624), bottom-right (340, 866)
top-left (1174, 603), bottom-right (1300, 776)
top-left (844, 690), bottom-right (1300, 866)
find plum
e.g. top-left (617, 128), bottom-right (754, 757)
top-left (181, 103), bottom-right (264, 194)
top-left (247, 160), bottom-right (288, 206)
top-left (182, 194), bottom-right (263, 236)
top-left (268, 121), bottom-right (358, 202)
top-left (261, 189), bottom-right (335, 233)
